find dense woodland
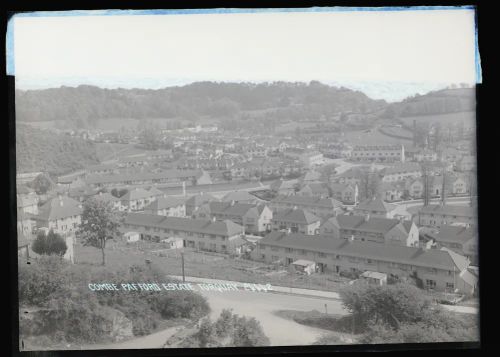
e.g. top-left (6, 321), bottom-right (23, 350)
top-left (16, 124), bottom-right (99, 176)
top-left (383, 87), bottom-right (475, 118)
top-left (15, 81), bottom-right (387, 127)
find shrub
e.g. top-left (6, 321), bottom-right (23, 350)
top-left (32, 229), bottom-right (67, 257)
top-left (18, 255), bottom-right (71, 306)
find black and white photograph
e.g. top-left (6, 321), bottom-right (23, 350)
top-left (9, 6), bottom-right (481, 352)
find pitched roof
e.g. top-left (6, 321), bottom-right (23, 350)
top-left (326, 214), bottom-right (402, 234)
top-left (270, 179), bottom-right (298, 191)
top-left (273, 208), bottom-right (320, 225)
top-left (221, 191), bottom-right (261, 203)
top-left (144, 196), bottom-right (184, 211)
top-left (337, 167), bottom-right (369, 179)
top-left (147, 186), bottom-right (164, 196)
top-left (259, 231), bottom-right (469, 271)
top-left (121, 188), bottom-right (153, 201)
top-left (381, 163), bottom-right (421, 175)
top-left (431, 225), bottom-right (477, 244)
top-left (124, 213), bottom-right (243, 237)
top-left (329, 183), bottom-right (352, 192)
top-left (272, 195), bottom-right (342, 209)
top-left (93, 192), bottom-right (120, 203)
top-left (86, 169), bottom-right (203, 185)
top-left (303, 171), bottom-right (321, 181)
top-left (356, 197), bottom-right (397, 213)
top-left (300, 183), bottom-right (330, 195)
top-left (36, 196), bottom-right (82, 221)
top-left (185, 193), bottom-right (218, 207)
top-left (204, 201), bottom-right (257, 217)
top-left (419, 204), bottom-right (477, 218)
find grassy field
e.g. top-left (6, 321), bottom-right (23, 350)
top-left (74, 240), bottom-right (348, 292)
top-left (400, 111), bottom-right (476, 130)
top-left (94, 142), bottom-right (149, 162)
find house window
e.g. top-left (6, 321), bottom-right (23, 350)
top-left (426, 279), bottom-right (437, 289)
top-left (446, 282), bottom-right (454, 290)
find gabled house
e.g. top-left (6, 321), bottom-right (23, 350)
top-left (297, 183), bottom-right (330, 199)
top-left (185, 193), bottom-right (219, 217)
top-left (120, 188), bottom-right (156, 212)
top-left (380, 163), bottom-right (421, 183)
top-left (143, 196), bottom-right (186, 217)
top-left (122, 213), bottom-right (245, 254)
top-left (271, 208), bottom-right (321, 235)
top-left (379, 182), bottom-right (405, 202)
top-left (430, 225), bottom-right (478, 265)
top-left (270, 195), bottom-right (343, 219)
top-left (270, 179), bottom-right (299, 196)
top-left (354, 197), bottom-right (398, 219)
top-left (194, 201), bottom-right (273, 235)
top-left (406, 178), bottom-right (424, 199)
top-left (417, 204), bottom-right (477, 228)
top-left (93, 191), bottom-right (122, 211)
top-left (319, 214), bottom-right (419, 247)
top-left (33, 195), bottom-right (82, 234)
top-left (329, 183), bottom-right (359, 205)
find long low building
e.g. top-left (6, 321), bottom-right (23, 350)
top-left (351, 144), bottom-right (405, 163)
top-left (417, 204), bottom-right (477, 228)
top-left (320, 214), bottom-right (419, 247)
top-left (270, 195), bottom-right (343, 218)
top-left (85, 169), bottom-right (212, 188)
top-left (251, 231), bottom-right (476, 294)
top-left (122, 212), bottom-right (245, 254)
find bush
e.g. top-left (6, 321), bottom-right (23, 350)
top-left (18, 255), bottom-right (71, 306)
top-left (32, 229), bottom-right (67, 257)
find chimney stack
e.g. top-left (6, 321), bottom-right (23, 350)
top-left (182, 181), bottom-right (186, 197)
top-left (364, 213), bottom-right (370, 222)
top-left (349, 235), bottom-right (355, 242)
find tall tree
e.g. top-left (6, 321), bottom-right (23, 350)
top-left (77, 198), bottom-right (120, 266)
top-left (31, 173), bottom-right (53, 195)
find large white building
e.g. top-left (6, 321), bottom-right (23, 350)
top-left (351, 144), bottom-right (405, 163)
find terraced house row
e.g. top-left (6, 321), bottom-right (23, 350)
top-left (122, 212), bottom-right (246, 253)
top-left (251, 231), bottom-right (477, 294)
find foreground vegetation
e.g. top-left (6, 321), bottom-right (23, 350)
top-left (277, 282), bottom-right (479, 345)
top-left (19, 256), bottom-right (210, 348)
top-left (167, 309), bottom-right (270, 348)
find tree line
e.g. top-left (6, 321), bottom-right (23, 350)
top-left (15, 81), bottom-right (386, 128)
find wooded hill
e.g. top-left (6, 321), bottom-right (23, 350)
top-left (383, 87), bottom-right (475, 118)
top-left (16, 124), bottom-right (100, 176)
top-left (15, 81), bottom-right (387, 128)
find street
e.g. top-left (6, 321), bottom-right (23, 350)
top-left (199, 289), bottom-right (347, 346)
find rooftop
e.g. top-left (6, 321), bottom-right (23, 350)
top-left (273, 208), bottom-right (320, 225)
top-left (258, 231), bottom-right (468, 272)
top-left (124, 212), bottom-right (244, 237)
top-left (356, 197), bottom-right (397, 213)
top-left (36, 196), bottom-right (82, 221)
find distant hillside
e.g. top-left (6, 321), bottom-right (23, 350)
top-left (16, 124), bottom-right (99, 176)
top-left (15, 81), bottom-right (387, 128)
top-left (384, 87), bottom-right (475, 118)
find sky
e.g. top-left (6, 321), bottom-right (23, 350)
top-left (8, 8), bottom-right (480, 102)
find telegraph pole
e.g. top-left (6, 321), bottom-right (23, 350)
top-left (181, 252), bottom-right (185, 283)
top-left (441, 167), bottom-right (447, 206)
